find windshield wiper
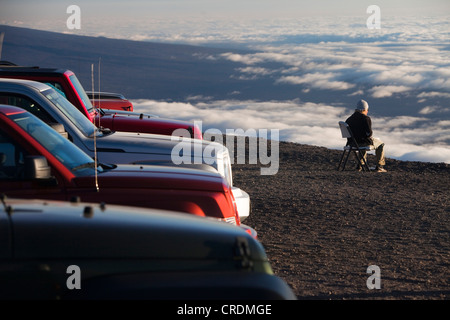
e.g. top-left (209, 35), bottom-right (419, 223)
top-left (99, 126), bottom-right (113, 135)
top-left (88, 126), bottom-right (112, 138)
top-left (72, 162), bottom-right (96, 171)
top-left (99, 162), bottom-right (116, 170)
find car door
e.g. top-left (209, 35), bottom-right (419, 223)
top-left (0, 205), bottom-right (62, 299)
top-left (0, 127), bottom-right (66, 200)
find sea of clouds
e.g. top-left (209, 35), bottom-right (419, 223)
top-left (132, 98), bottom-right (450, 164)
top-left (128, 15), bottom-right (450, 164)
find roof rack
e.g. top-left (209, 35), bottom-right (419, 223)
top-left (0, 61), bottom-right (42, 69)
top-left (0, 63), bottom-right (66, 74)
top-left (0, 61), bottom-right (18, 66)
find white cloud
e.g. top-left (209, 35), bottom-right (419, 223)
top-left (220, 53), bottom-right (263, 65)
top-left (368, 85), bottom-right (412, 98)
top-left (276, 73), bottom-right (355, 91)
top-left (186, 95), bottom-right (214, 101)
top-left (418, 92), bottom-right (450, 99)
top-left (392, 146), bottom-right (450, 164)
top-left (349, 90), bottom-right (364, 96)
top-left (237, 67), bottom-right (274, 76)
top-left (419, 106), bottom-right (450, 115)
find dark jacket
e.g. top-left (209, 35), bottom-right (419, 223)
top-left (345, 111), bottom-right (373, 145)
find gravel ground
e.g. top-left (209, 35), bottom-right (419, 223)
top-left (226, 137), bottom-right (449, 300)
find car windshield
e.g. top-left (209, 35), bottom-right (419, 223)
top-left (69, 74), bottom-right (96, 115)
top-left (42, 88), bottom-right (100, 138)
top-left (9, 112), bottom-right (102, 177)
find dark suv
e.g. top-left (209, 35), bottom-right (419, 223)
top-left (0, 197), bottom-right (296, 300)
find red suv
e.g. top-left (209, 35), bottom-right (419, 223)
top-left (0, 105), bottom-right (241, 226)
top-left (0, 64), bottom-right (203, 139)
top-left (86, 91), bottom-right (134, 111)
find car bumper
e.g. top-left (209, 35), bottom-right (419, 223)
top-left (239, 224), bottom-right (258, 239)
top-left (63, 271), bottom-right (297, 300)
top-left (231, 187), bottom-right (250, 222)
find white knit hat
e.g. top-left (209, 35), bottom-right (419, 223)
top-left (356, 99), bottom-right (369, 111)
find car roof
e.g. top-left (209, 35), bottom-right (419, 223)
top-left (0, 104), bottom-right (28, 116)
top-left (0, 63), bottom-right (67, 74)
top-left (0, 77), bottom-right (51, 92)
top-left (86, 91), bottom-right (127, 100)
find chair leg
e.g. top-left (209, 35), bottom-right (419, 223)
top-left (337, 150), bottom-right (346, 171)
top-left (353, 150), bottom-right (371, 172)
top-left (361, 155), bottom-right (371, 172)
top-left (338, 147), bottom-right (371, 172)
top-left (342, 149), bottom-right (352, 171)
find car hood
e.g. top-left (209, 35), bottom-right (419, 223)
top-left (7, 199), bottom-right (268, 264)
top-left (101, 112), bottom-right (192, 125)
top-left (99, 113), bottom-right (203, 139)
top-left (101, 109), bottom-right (159, 118)
top-left (92, 131), bottom-right (223, 160)
top-left (74, 164), bottom-right (225, 192)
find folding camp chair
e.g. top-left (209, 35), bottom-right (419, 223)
top-left (337, 121), bottom-right (374, 172)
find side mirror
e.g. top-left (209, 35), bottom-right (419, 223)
top-left (25, 156), bottom-right (52, 180)
top-left (49, 123), bottom-right (69, 139)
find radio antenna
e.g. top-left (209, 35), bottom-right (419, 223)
top-left (97, 57), bottom-right (101, 128)
top-left (0, 32), bottom-right (4, 60)
top-left (91, 63), bottom-right (99, 192)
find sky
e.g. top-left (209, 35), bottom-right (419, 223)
top-left (1, 0), bottom-right (450, 164)
top-left (1, 0), bottom-right (449, 32)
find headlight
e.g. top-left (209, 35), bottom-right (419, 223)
top-left (222, 150), bottom-right (233, 187)
top-left (204, 142), bottom-right (233, 187)
top-left (215, 148), bottom-right (233, 187)
top-left (172, 137), bottom-right (234, 187)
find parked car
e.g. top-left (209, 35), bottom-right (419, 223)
top-left (0, 197), bottom-right (296, 300)
top-left (0, 104), bottom-right (242, 226)
top-left (0, 78), bottom-right (250, 221)
top-left (0, 64), bottom-right (203, 139)
top-left (86, 90), bottom-right (134, 111)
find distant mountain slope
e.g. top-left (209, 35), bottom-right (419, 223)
top-left (0, 25), bottom-right (290, 101)
top-left (0, 26), bottom-right (250, 99)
